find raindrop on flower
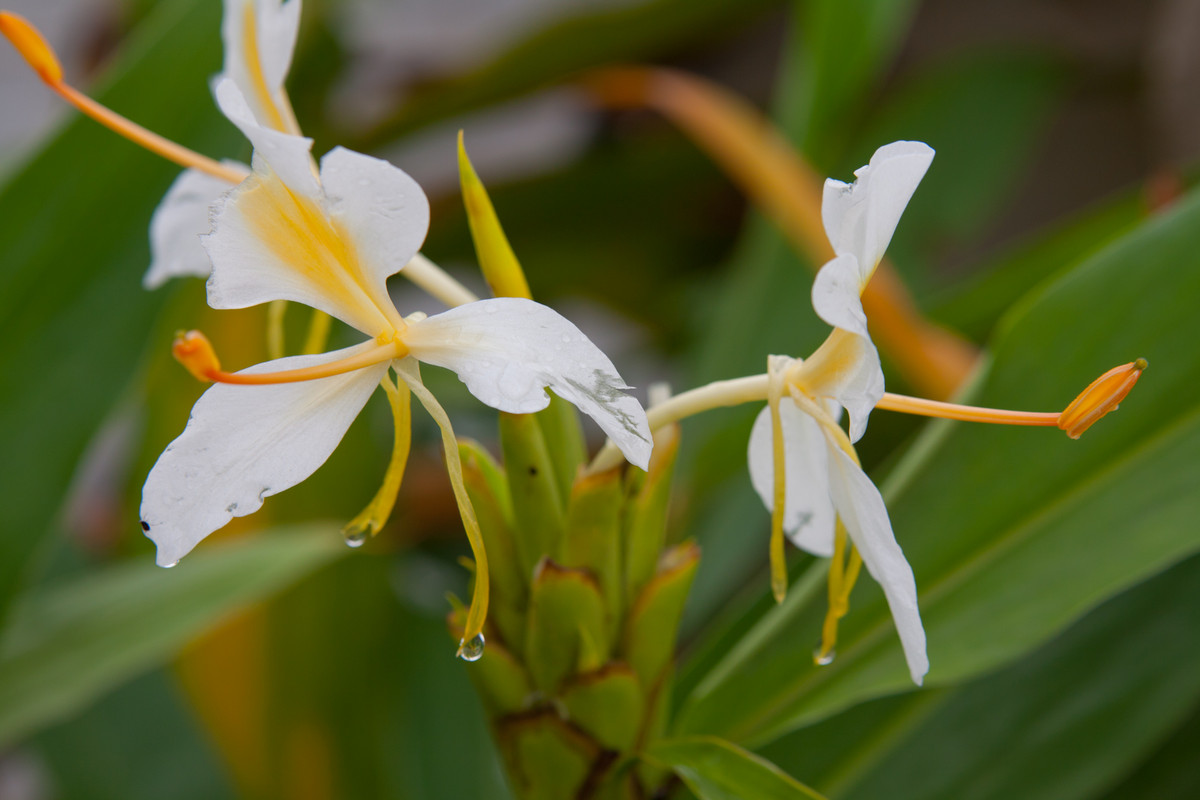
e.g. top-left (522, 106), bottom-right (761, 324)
top-left (162, 560), bottom-right (179, 569)
top-left (458, 632), bottom-right (485, 662)
top-left (344, 528), bottom-right (369, 548)
top-left (813, 647), bottom-right (836, 666)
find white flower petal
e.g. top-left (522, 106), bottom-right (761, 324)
top-left (747, 403), bottom-right (836, 556)
top-left (220, 0), bottom-right (301, 130)
top-left (203, 154), bottom-right (401, 337)
top-left (214, 77), bottom-right (318, 198)
top-left (319, 146), bottom-right (430, 289)
top-left (404, 297), bottom-right (652, 470)
top-left (140, 341), bottom-right (388, 566)
top-left (826, 444), bottom-right (928, 685)
top-left (145, 164), bottom-right (246, 289)
top-left (812, 253), bottom-right (869, 339)
top-left (822, 141), bottom-right (934, 286)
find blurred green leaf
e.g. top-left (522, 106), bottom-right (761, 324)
top-left (526, 558), bottom-right (608, 691)
top-left (561, 663), bottom-right (644, 751)
top-left (645, 735), bottom-right (827, 799)
top-left (678, 186), bottom-right (1200, 745)
top-left (762, 554), bottom-right (1200, 800)
top-left (0, 0), bottom-right (240, 622)
top-left (0, 524), bottom-right (343, 746)
top-left (354, 0), bottom-right (779, 146)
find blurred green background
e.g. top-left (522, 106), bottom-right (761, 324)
top-left (2, 0), bottom-right (1199, 797)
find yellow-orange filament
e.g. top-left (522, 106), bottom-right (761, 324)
top-left (875, 393), bottom-right (1061, 427)
top-left (173, 330), bottom-right (406, 386)
top-left (1058, 359), bottom-right (1147, 439)
top-left (1, 12), bottom-right (245, 184)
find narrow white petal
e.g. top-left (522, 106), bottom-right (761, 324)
top-left (220, 0), bottom-right (301, 129)
top-left (812, 253), bottom-right (869, 338)
top-left (140, 342), bottom-right (387, 566)
top-left (822, 141), bottom-right (934, 285)
top-left (320, 147), bottom-right (430, 290)
top-left (826, 444), bottom-right (928, 684)
top-left (747, 403), bottom-right (836, 556)
top-left (404, 297), bottom-right (652, 470)
top-left (145, 167), bottom-right (239, 288)
top-left (214, 78), bottom-right (318, 197)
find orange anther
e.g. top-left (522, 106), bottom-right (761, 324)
top-left (172, 330), bottom-right (221, 383)
top-left (1058, 358), bottom-right (1147, 439)
top-left (0, 12), bottom-right (63, 84)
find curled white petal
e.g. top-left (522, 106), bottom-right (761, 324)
top-left (404, 297), bottom-right (652, 470)
top-left (145, 164), bottom-right (247, 289)
top-left (822, 141), bottom-right (934, 286)
top-left (747, 403), bottom-right (835, 556)
top-left (826, 444), bottom-right (928, 685)
top-left (320, 147), bottom-right (430, 289)
top-left (140, 341), bottom-right (388, 567)
top-left (214, 77), bottom-right (318, 197)
top-left (793, 331), bottom-right (883, 444)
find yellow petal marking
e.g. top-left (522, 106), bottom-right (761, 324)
top-left (766, 355), bottom-right (790, 604)
top-left (234, 167), bottom-right (404, 337)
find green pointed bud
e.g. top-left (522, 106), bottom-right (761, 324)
top-left (563, 468), bottom-right (624, 629)
top-left (499, 710), bottom-right (600, 800)
top-left (622, 541), bottom-right (700, 690)
top-left (536, 393), bottom-right (587, 507)
top-left (458, 131), bottom-right (532, 300)
top-left (459, 438), bottom-right (526, 652)
top-left (560, 663), bottom-right (645, 751)
top-left (499, 412), bottom-right (566, 578)
top-left (526, 558), bottom-right (608, 692)
top-left (623, 421), bottom-right (680, 604)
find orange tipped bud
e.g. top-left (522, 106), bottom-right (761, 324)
top-left (0, 12), bottom-right (63, 84)
top-left (1058, 358), bottom-right (1147, 439)
top-left (172, 330), bottom-right (221, 383)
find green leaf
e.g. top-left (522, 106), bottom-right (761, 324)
top-left (0, 0), bottom-right (239, 625)
top-left (644, 736), bottom-right (827, 800)
top-left (678, 186), bottom-right (1200, 745)
top-left (499, 709), bottom-right (601, 800)
top-left (762, 554), bottom-right (1200, 800)
top-left (623, 422), bottom-right (681, 605)
top-left (0, 524), bottom-right (343, 745)
top-left (563, 468), bottom-right (624, 628)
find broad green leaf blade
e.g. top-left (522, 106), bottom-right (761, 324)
top-left (645, 736), bottom-right (827, 800)
top-left (0, 524), bottom-right (343, 745)
top-left (762, 554), bottom-right (1200, 800)
top-left (678, 187), bottom-right (1200, 745)
top-left (0, 0), bottom-right (239, 622)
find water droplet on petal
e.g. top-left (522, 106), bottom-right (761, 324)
top-left (813, 647), bottom-right (835, 666)
top-left (162, 560), bottom-right (179, 569)
top-left (344, 529), bottom-right (369, 548)
top-left (458, 632), bottom-right (485, 662)
top-left (485, 304), bottom-right (498, 314)
top-left (560, 334), bottom-right (572, 343)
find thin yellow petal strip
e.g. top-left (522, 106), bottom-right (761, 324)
top-left (457, 131), bottom-right (532, 300)
top-left (766, 356), bottom-right (790, 604)
top-left (172, 329), bottom-right (406, 385)
top-left (583, 66), bottom-right (978, 400)
top-left (1, 12), bottom-right (246, 184)
top-left (394, 360), bottom-right (490, 655)
top-left (343, 376), bottom-right (413, 543)
top-left (1057, 359), bottom-right (1147, 439)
